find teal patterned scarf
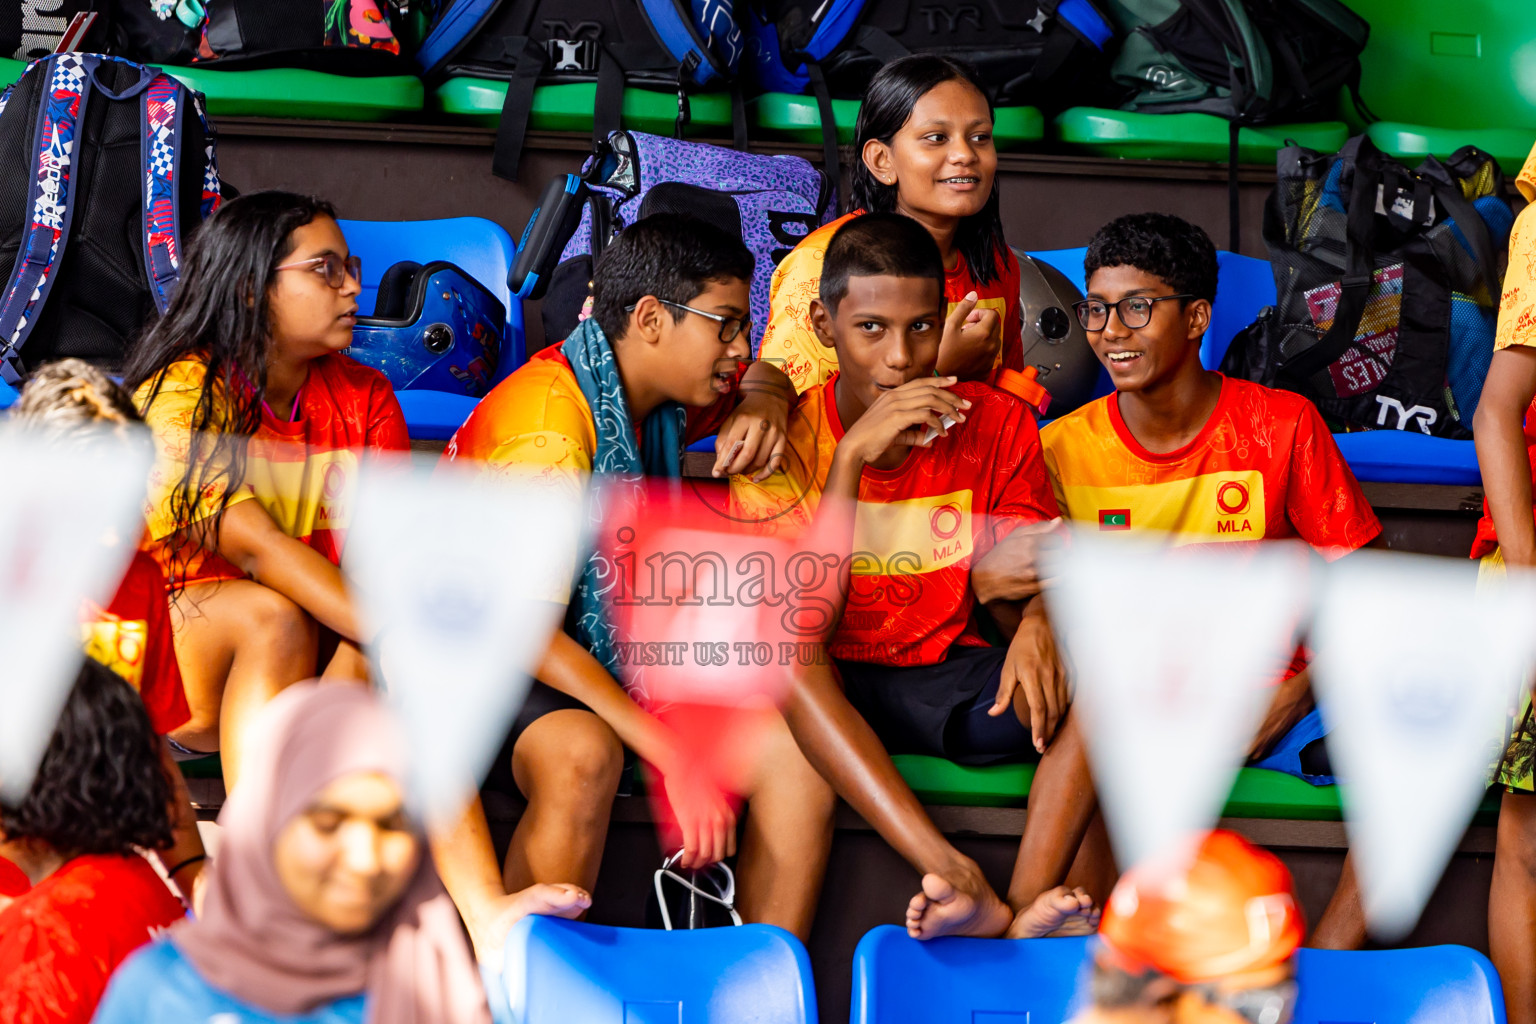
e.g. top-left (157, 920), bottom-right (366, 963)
top-left (562, 316), bottom-right (686, 679)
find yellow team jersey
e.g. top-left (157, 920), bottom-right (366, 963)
top-left (1041, 376), bottom-right (1380, 558)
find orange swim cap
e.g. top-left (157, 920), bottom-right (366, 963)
top-left (1098, 830), bottom-right (1304, 985)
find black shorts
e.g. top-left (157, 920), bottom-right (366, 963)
top-left (836, 644), bottom-right (1038, 766)
top-left (480, 681), bottom-right (592, 796)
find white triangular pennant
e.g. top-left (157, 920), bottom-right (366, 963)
top-left (1311, 551), bottom-right (1536, 939)
top-left (346, 457), bottom-right (585, 825)
top-left (1045, 530), bottom-right (1311, 869)
top-left (0, 427), bottom-right (153, 801)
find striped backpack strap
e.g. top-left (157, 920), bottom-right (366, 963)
top-left (0, 53), bottom-right (97, 385)
top-left (141, 72), bottom-right (184, 314)
top-left (141, 72), bottom-right (221, 316)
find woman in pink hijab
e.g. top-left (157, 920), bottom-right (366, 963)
top-left (94, 683), bottom-right (584, 1024)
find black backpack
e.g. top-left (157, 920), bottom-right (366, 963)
top-left (415, 0), bottom-right (746, 182)
top-left (1106, 0), bottom-right (1372, 248)
top-left (1221, 135), bottom-right (1515, 439)
top-left (742, 0), bottom-right (1117, 189)
top-left (0, 53), bottom-right (223, 381)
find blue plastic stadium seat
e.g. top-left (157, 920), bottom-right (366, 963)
top-left (851, 927), bottom-right (1505, 1024)
top-left (852, 926), bottom-right (1091, 1023)
top-left (1292, 945), bottom-right (1506, 1024)
top-left (337, 217), bottom-right (524, 439)
top-left (500, 916), bottom-right (818, 1024)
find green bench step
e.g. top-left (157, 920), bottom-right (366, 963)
top-left (891, 754), bottom-right (1502, 825)
top-left (1055, 107), bottom-right (1349, 163)
top-left (1366, 122), bottom-right (1535, 180)
top-left (163, 66), bottom-right (422, 121)
top-left (1, 57), bottom-right (23, 89)
top-left (751, 92), bottom-right (1044, 150)
top-left (433, 79), bottom-right (733, 135)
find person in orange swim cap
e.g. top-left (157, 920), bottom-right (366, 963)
top-left (1073, 830), bottom-right (1303, 1024)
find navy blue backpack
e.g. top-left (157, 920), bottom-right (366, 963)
top-left (742, 0), bottom-right (1116, 182)
top-left (415, 0), bottom-right (745, 181)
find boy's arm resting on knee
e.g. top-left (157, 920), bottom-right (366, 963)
top-left (1475, 346), bottom-right (1536, 567)
top-left (536, 629), bottom-right (677, 769)
top-left (992, 597), bottom-right (1067, 754)
top-left (214, 501), bottom-right (361, 641)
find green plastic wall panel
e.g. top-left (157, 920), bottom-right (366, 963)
top-left (1341, 0), bottom-right (1536, 131)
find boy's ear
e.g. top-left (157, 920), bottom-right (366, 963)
top-left (862, 138), bottom-right (896, 189)
top-left (627, 294), bottom-right (667, 346)
top-left (1185, 298), bottom-right (1212, 341)
top-left (809, 299), bottom-right (837, 350)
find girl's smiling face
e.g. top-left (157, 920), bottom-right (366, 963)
top-left (267, 215), bottom-right (361, 364)
top-left (861, 78), bottom-right (998, 226)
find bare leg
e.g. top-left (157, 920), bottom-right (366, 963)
top-left (783, 661), bottom-right (1011, 939)
top-left (733, 711), bottom-right (837, 942)
top-left (320, 636), bottom-right (371, 683)
top-left (1005, 712), bottom-right (1101, 936)
top-left (429, 795), bottom-right (591, 964)
top-left (167, 580), bottom-right (319, 790)
top-left (1492, 790), bottom-right (1536, 1024)
top-left (154, 738), bottom-right (207, 905)
top-left (1309, 853), bottom-right (1367, 949)
top-left (502, 709), bottom-right (624, 898)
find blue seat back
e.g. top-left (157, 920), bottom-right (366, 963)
top-left (851, 926), bottom-right (1091, 1023)
top-left (1292, 945), bottom-right (1506, 1024)
top-left (1025, 248), bottom-right (1276, 386)
top-left (337, 216), bottom-right (525, 382)
top-left (501, 916), bottom-right (818, 1024)
top-left (851, 928), bottom-right (1505, 1024)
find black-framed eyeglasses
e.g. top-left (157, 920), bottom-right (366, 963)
top-left (1073, 293), bottom-right (1194, 331)
top-left (627, 298), bottom-right (751, 344)
top-left (275, 253), bottom-right (362, 290)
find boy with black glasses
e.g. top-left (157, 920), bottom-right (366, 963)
top-left (1016, 212), bottom-right (1381, 945)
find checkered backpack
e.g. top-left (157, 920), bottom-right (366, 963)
top-left (0, 52), bottom-right (222, 382)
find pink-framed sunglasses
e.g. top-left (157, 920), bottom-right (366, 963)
top-left (274, 252), bottom-right (362, 289)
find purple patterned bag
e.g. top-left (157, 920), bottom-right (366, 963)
top-left (542, 131), bottom-right (833, 356)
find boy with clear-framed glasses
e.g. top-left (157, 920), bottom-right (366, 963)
top-left (430, 213), bottom-right (840, 956)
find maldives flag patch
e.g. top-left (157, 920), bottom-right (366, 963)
top-left (1099, 509), bottom-right (1131, 531)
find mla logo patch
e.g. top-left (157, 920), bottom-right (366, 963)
top-left (1216, 480), bottom-right (1251, 515)
top-left (930, 502), bottom-right (963, 540)
top-left (1099, 509), bottom-right (1130, 531)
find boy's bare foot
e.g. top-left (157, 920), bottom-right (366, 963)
top-left (905, 871), bottom-right (1013, 940)
top-left (465, 883), bottom-right (593, 962)
top-left (1005, 885), bottom-right (1100, 939)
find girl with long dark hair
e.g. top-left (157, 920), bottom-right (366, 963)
top-left (0, 659), bottom-right (185, 1024)
top-left (759, 54), bottom-right (1025, 394)
top-left (123, 190), bottom-right (409, 790)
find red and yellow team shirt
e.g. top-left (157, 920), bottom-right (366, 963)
top-left (138, 354), bottom-right (409, 587)
top-left (0, 854), bottom-right (185, 1024)
top-left (757, 211), bottom-right (1024, 394)
top-left (731, 376), bottom-right (1059, 667)
top-left (443, 344), bottom-right (742, 601)
top-left (1472, 141), bottom-right (1536, 558)
top-left (1042, 375), bottom-right (1380, 558)
top-left (79, 550), bottom-right (189, 737)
